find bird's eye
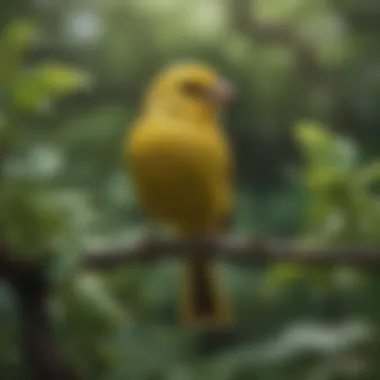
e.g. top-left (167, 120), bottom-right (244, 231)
top-left (179, 81), bottom-right (207, 98)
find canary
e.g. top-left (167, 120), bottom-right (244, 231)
top-left (124, 61), bottom-right (235, 327)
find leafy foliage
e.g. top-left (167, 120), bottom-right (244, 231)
top-left (1, 1), bottom-right (380, 379)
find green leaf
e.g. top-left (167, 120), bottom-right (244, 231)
top-left (11, 63), bottom-right (92, 113)
top-left (0, 115), bottom-right (22, 153)
top-left (0, 115), bottom-right (8, 148)
top-left (0, 181), bottom-right (67, 256)
top-left (356, 160), bottom-right (380, 187)
top-left (72, 273), bottom-right (127, 325)
top-left (294, 120), bottom-right (357, 171)
top-left (0, 20), bottom-right (38, 51)
top-left (305, 167), bottom-right (343, 190)
top-left (307, 268), bottom-right (335, 293)
top-left (294, 120), bottom-right (334, 158)
top-left (0, 20), bottom-right (39, 86)
top-left (262, 264), bottom-right (301, 294)
top-left (295, 120), bottom-right (358, 199)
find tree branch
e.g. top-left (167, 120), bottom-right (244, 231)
top-left (15, 277), bottom-right (82, 380)
top-left (0, 252), bottom-right (81, 380)
top-left (84, 236), bottom-right (380, 270)
top-left (2, 234), bottom-right (380, 378)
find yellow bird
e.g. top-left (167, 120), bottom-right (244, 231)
top-left (124, 61), bottom-right (235, 327)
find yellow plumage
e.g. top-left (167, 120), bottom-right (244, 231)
top-left (124, 62), bottom-right (235, 327)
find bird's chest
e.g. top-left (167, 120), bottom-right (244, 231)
top-left (127, 123), bottom-right (230, 223)
top-left (130, 124), bottom-right (227, 180)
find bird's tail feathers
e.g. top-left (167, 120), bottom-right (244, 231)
top-left (179, 257), bottom-right (232, 328)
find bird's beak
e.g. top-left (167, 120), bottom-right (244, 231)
top-left (212, 79), bottom-right (236, 104)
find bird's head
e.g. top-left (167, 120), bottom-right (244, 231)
top-left (143, 61), bottom-right (235, 123)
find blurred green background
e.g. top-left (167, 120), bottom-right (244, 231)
top-left (1, 0), bottom-right (380, 379)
